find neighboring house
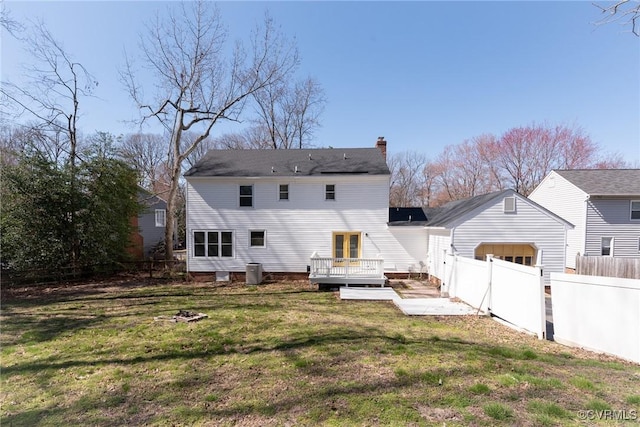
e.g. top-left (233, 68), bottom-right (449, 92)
top-left (184, 139), bottom-right (426, 281)
top-left (425, 189), bottom-right (573, 283)
top-left (529, 169), bottom-right (640, 270)
top-left (133, 189), bottom-right (167, 260)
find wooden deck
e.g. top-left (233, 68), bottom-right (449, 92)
top-left (309, 257), bottom-right (386, 286)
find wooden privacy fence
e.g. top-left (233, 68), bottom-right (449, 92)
top-left (576, 255), bottom-right (640, 279)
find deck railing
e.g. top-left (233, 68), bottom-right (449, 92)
top-left (309, 256), bottom-right (384, 279)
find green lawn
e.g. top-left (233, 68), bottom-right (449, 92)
top-left (1, 277), bottom-right (639, 426)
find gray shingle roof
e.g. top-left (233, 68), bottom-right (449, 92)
top-left (425, 190), bottom-right (510, 227)
top-left (555, 169), bottom-right (640, 196)
top-left (425, 189), bottom-right (573, 229)
top-left (184, 148), bottom-right (390, 177)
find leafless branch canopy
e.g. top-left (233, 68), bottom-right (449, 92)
top-left (0, 21), bottom-right (97, 165)
top-left (594, 0), bottom-right (640, 36)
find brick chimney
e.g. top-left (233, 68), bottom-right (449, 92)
top-left (375, 136), bottom-right (387, 161)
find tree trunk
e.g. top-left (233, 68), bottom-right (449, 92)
top-left (164, 109), bottom-right (184, 264)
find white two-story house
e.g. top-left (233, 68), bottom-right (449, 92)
top-left (529, 169), bottom-right (640, 271)
top-left (184, 139), bottom-right (427, 284)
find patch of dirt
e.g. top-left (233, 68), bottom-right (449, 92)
top-left (0, 273), bottom-right (170, 302)
top-left (416, 405), bottom-right (463, 422)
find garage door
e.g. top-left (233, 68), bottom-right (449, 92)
top-left (475, 243), bottom-right (536, 266)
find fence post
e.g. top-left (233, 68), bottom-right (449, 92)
top-left (535, 263), bottom-right (545, 340)
top-left (483, 254), bottom-right (493, 314)
top-left (442, 250), bottom-right (455, 297)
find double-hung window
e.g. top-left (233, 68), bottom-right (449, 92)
top-left (325, 184), bottom-right (336, 201)
top-left (250, 230), bottom-right (266, 248)
top-left (193, 231), bottom-right (233, 257)
top-left (601, 237), bottom-right (613, 257)
top-left (279, 184), bottom-right (289, 201)
top-left (155, 209), bottom-right (166, 227)
top-left (631, 201), bottom-right (640, 220)
top-left (240, 185), bottom-right (253, 207)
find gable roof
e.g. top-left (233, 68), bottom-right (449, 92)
top-left (137, 187), bottom-right (166, 207)
top-left (388, 207), bottom-right (429, 226)
top-left (184, 148), bottom-right (390, 177)
top-left (424, 189), bottom-right (572, 229)
top-left (425, 190), bottom-right (509, 227)
top-left (554, 169), bottom-right (640, 196)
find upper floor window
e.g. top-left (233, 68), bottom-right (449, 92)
top-left (279, 184), bottom-right (289, 201)
top-left (325, 184), bottom-right (336, 201)
top-left (631, 201), bottom-right (640, 220)
top-left (240, 185), bottom-right (253, 207)
top-left (155, 209), bottom-right (166, 227)
top-left (601, 237), bottom-right (613, 256)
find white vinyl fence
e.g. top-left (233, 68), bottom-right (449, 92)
top-left (442, 254), bottom-right (546, 339)
top-left (550, 273), bottom-right (640, 364)
top-left (490, 258), bottom-right (546, 340)
top-left (445, 256), bottom-right (490, 312)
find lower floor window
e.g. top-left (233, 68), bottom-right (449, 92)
top-left (250, 230), bottom-right (266, 247)
top-left (193, 231), bottom-right (233, 257)
top-left (601, 237), bottom-right (613, 256)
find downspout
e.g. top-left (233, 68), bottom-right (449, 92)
top-left (583, 194), bottom-right (590, 258)
top-left (185, 180), bottom-right (190, 280)
top-left (443, 227), bottom-right (456, 297)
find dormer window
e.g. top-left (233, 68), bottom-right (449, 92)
top-left (503, 196), bottom-right (516, 213)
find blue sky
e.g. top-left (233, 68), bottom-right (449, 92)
top-left (2, 1), bottom-right (639, 163)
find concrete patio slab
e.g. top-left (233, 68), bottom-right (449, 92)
top-left (339, 287), bottom-right (400, 301)
top-left (394, 298), bottom-right (479, 316)
top-left (339, 287), bottom-right (482, 316)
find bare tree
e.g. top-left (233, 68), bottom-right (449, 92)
top-left (1, 22), bottom-right (97, 167)
top-left (594, 0), bottom-right (640, 35)
top-left (494, 123), bottom-right (602, 196)
top-left (0, 123), bottom-right (68, 165)
top-left (251, 75), bottom-right (325, 149)
top-left (0, 3), bottom-right (23, 36)
top-left (290, 77), bottom-right (325, 149)
top-left (428, 137), bottom-right (502, 205)
top-left (389, 151), bottom-right (428, 207)
top-left (121, 2), bottom-right (299, 261)
top-left (119, 133), bottom-right (170, 194)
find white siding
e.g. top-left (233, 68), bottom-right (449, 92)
top-left (450, 194), bottom-right (567, 283)
top-left (529, 171), bottom-right (586, 269)
top-left (387, 227), bottom-right (428, 273)
top-left (585, 199), bottom-right (640, 257)
top-left (186, 175), bottom-right (420, 273)
top-left (427, 229), bottom-right (451, 280)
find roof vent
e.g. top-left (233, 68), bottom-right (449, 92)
top-left (343, 153), bottom-right (347, 160)
top-left (295, 165), bottom-right (299, 173)
top-left (308, 153), bottom-right (312, 160)
top-left (271, 166), bottom-right (275, 173)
